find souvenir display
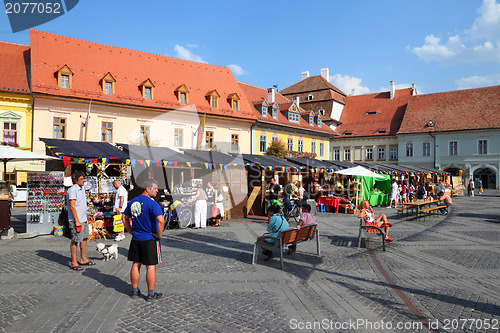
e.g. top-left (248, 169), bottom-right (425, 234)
top-left (26, 171), bottom-right (65, 235)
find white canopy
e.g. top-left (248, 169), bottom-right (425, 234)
top-left (0, 146), bottom-right (57, 176)
top-left (334, 165), bottom-right (385, 179)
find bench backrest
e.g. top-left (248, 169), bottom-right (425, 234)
top-left (296, 224), bottom-right (316, 241)
top-left (279, 224), bottom-right (317, 244)
top-left (281, 229), bottom-right (299, 244)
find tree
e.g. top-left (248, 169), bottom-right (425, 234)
top-left (265, 140), bottom-right (288, 159)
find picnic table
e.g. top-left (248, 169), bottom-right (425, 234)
top-left (404, 200), bottom-right (440, 216)
top-left (316, 196), bottom-right (343, 213)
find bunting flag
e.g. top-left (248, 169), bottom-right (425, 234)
top-left (173, 161), bottom-right (178, 167)
top-left (196, 113), bottom-right (206, 150)
top-left (220, 164), bottom-right (223, 171)
top-left (162, 161), bottom-right (167, 167)
top-left (137, 160), bottom-right (144, 166)
top-left (155, 160), bottom-right (160, 166)
top-left (208, 163), bottom-right (213, 170)
top-left (130, 159), bottom-right (136, 167)
top-left (167, 161), bottom-right (173, 167)
top-left (224, 164), bottom-right (227, 171)
top-left (187, 162), bottom-right (191, 167)
top-left (91, 158), bottom-right (98, 163)
top-left (79, 158), bottom-right (84, 163)
top-left (72, 158), bottom-right (78, 162)
top-left (62, 156), bottom-right (71, 168)
top-left (145, 160), bottom-right (151, 167)
top-left (84, 158), bottom-right (91, 162)
top-left (126, 159), bottom-right (130, 165)
top-left (204, 163), bottom-right (208, 169)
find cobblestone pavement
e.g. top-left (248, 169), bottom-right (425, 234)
top-left (0, 190), bottom-right (499, 332)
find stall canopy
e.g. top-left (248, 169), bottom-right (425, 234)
top-left (237, 154), bottom-right (302, 171)
top-left (0, 145), bottom-right (58, 176)
top-left (40, 138), bottom-right (130, 166)
top-left (286, 157), bottom-right (340, 172)
top-left (182, 149), bottom-right (245, 168)
top-left (323, 160), bottom-right (357, 169)
top-left (117, 143), bottom-right (201, 167)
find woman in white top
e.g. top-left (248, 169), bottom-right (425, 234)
top-left (388, 180), bottom-right (399, 208)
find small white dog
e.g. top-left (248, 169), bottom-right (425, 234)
top-left (96, 242), bottom-right (118, 261)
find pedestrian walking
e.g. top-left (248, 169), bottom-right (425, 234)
top-left (113, 179), bottom-right (128, 241)
top-left (468, 179), bottom-right (475, 196)
top-left (122, 178), bottom-right (165, 301)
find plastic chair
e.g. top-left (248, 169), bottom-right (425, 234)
top-left (317, 203), bottom-right (326, 213)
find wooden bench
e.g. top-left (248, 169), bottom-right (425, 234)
top-left (252, 224), bottom-right (320, 270)
top-left (417, 205), bottom-right (449, 220)
top-left (358, 219), bottom-right (386, 251)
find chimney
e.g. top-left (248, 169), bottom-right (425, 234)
top-left (390, 81), bottom-right (395, 99)
top-left (412, 83), bottom-right (417, 95)
top-left (320, 68), bottom-right (330, 82)
top-left (294, 96), bottom-right (300, 108)
top-left (301, 71), bottom-right (310, 80)
top-left (267, 87), bottom-right (275, 103)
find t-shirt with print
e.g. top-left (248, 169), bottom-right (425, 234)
top-left (123, 194), bottom-right (163, 241)
top-left (299, 212), bottom-right (315, 226)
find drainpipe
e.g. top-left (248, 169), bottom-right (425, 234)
top-left (250, 122), bottom-right (255, 155)
top-left (428, 132), bottom-right (436, 169)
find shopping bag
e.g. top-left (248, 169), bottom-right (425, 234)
top-left (211, 206), bottom-right (219, 218)
top-left (113, 214), bottom-right (124, 232)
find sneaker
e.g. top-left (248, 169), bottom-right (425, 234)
top-left (146, 292), bottom-right (163, 302)
top-left (386, 206), bottom-right (391, 209)
top-left (130, 290), bottom-right (141, 298)
top-left (115, 235), bottom-right (123, 241)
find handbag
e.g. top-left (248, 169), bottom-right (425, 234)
top-left (211, 206), bottom-right (219, 218)
top-left (113, 214), bottom-right (124, 232)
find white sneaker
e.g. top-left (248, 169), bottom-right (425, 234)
top-left (387, 206), bottom-right (391, 209)
top-left (115, 234), bottom-right (124, 241)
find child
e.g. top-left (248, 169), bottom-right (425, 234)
top-left (287, 204), bottom-right (315, 254)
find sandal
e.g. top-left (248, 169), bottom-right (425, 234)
top-left (79, 261), bottom-right (95, 266)
top-left (70, 265), bottom-right (83, 271)
top-left (385, 222), bottom-right (393, 227)
top-left (385, 237), bottom-right (394, 243)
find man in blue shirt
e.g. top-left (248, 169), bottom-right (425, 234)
top-left (123, 179), bottom-right (164, 301)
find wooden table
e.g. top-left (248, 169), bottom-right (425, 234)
top-left (404, 200), bottom-right (439, 216)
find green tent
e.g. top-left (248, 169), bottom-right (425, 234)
top-left (356, 174), bottom-right (391, 207)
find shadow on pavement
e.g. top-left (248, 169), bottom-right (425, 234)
top-left (82, 268), bottom-right (130, 295)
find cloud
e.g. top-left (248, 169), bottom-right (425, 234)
top-left (330, 74), bottom-right (371, 95)
top-left (413, 0), bottom-right (500, 64)
top-left (228, 64), bottom-right (246, 76)
top-left (174, 45), bottom-right (207, 63)
top-left (455, 73), bottom-right (500, 89)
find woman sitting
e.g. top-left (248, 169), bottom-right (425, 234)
top-left (358, 200), bottom-right (394, 243)
top-left (258, 204), bottom-right (289, 260)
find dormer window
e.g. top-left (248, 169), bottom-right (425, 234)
top-left (364, 111), bottom-right (380, 115)
top-left (175, 84), bottom-right (189, 104)
top-left (307, 94), bottom-right (314, 101)
top-left (101, 72), bottom-right (115, 95)
top-left (272, 104), bottom-right (278, 119)
top-left (262, 106), bottom-right (268, 117)
top-left (376, 130), bottom-right (388, 134)
top-left (317, 117), bottom-right (322, 127)
top-left (343, 132), bottom-right (354, 136)
top-left (288, 103), bottom-right (300, 123)
top-left (140, 79), bottom-right (155, 100)
top-left (206, 90), bottom-right (220, 108)
top-left (56, 65), bottom-right (73, 89)
top-left (228, 93), bottom-right (240, 111)
top-left (309, 111), bottom-right (314, 126)
top-left (318, 108), bottom-right (325, 116)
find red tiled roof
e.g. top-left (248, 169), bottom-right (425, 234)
top-left (238, 82), bottom-right (335, 136)
top-left (335, 88), bottom-right (414, 137)
top-left (0, 41), bottom-right (30, 94)
top-left (30, 30), bottom-right (256, 120)
top-left (398, 85), bottom-right (500, 134)
top-left (280, 75), bottom-right (346, 98)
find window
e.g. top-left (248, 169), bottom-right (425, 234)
top-left (61, 75), bottom-right (69, 89)
top-left (211, 96), bottom-right (218, 108)
top-left (406, 143), bottom-right (413, 157)
top-left (423, 142), bottom-right (431, 156)
top-left (366, 148), bottom-right (373, 160)
top-left (259, 134), bottom-right (267, 153)
top-left (272, 107), bottom-right (278, 119)
top-left (53, 117), bottom-right (66, 139)
top-left (344, 149), bottom-right (351, 161)
top-left (101, 122), bottom-right (113, 142)
top-left (179, 92), bottom-right (187, 104)
top-left (319, 142), bottom-right (325, 158)
top-left (378, 147), bottom-right (385, 160)
top-left (140, 125), bottom-right (150, 143)
top-left (3, 122), bottom-right (17, 145)
top-left (334, 149), bottom-right (340, 161)
top-left (205, 131), bottom-right (214, 149)
top-left (307, 94), bottom-right (313, 100)
top-left (262, 106), bottom-right (268, 117)
top-left (104, 82), bottom-right (112, 95)
top-left (144, 87), bottom-right (152, 100)
top-left (478, 140), bottom-right (487, 154)
top-left (231, 134), bottom-right (239, 150)
top-left (311, 141), bottom-right (317, 154)
top-left (289, 113), bottom-right (300, 123)
top-left (271, 133), bottom-right (279, 143)
top-left (287, 137), bottom-right (293, 151)
top-left (317, 117), bottom-right (322, 127)
top-left (232, 100), bottom-right (239, 111)
top-left (449, 141), bottom-right (457, 155)
top-left (174, 128), bottom-right (183, 147)
top-left (297, 138), bottom-right (304, 152)
top-left (390, 147), bottom-right (397, 160)
top-left (309, 115), bottom-right (314, 126)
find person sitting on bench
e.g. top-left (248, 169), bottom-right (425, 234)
top-left (358, 200), bottom-right (394, 243)
top-left (258, 204), bottom-right (289, 261)
top-left (287, 204), bottom-right (315, 254)
top-left (437, 191), bottom-right (452, 214)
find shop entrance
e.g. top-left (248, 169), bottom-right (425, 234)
top-left (474, 168), bottom-right (496, 189)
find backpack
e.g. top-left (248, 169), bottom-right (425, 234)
top-left (302, 189), bottom-right (310, 200)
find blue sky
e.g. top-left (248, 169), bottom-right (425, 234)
top-left (1, 0), bottom-right (499, 95)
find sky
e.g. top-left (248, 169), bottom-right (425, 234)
top-left (1, 0), bottom-right (499, 96)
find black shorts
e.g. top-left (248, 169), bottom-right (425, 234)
top-left (128, 239), bottom-right (162, 265)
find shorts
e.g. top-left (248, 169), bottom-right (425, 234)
top-left (69, 221), bottom-right (89, 243)
top-left (402, 193), bottom-right (407, 199)
top-left (128, 239), bottom-right (162, 265)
